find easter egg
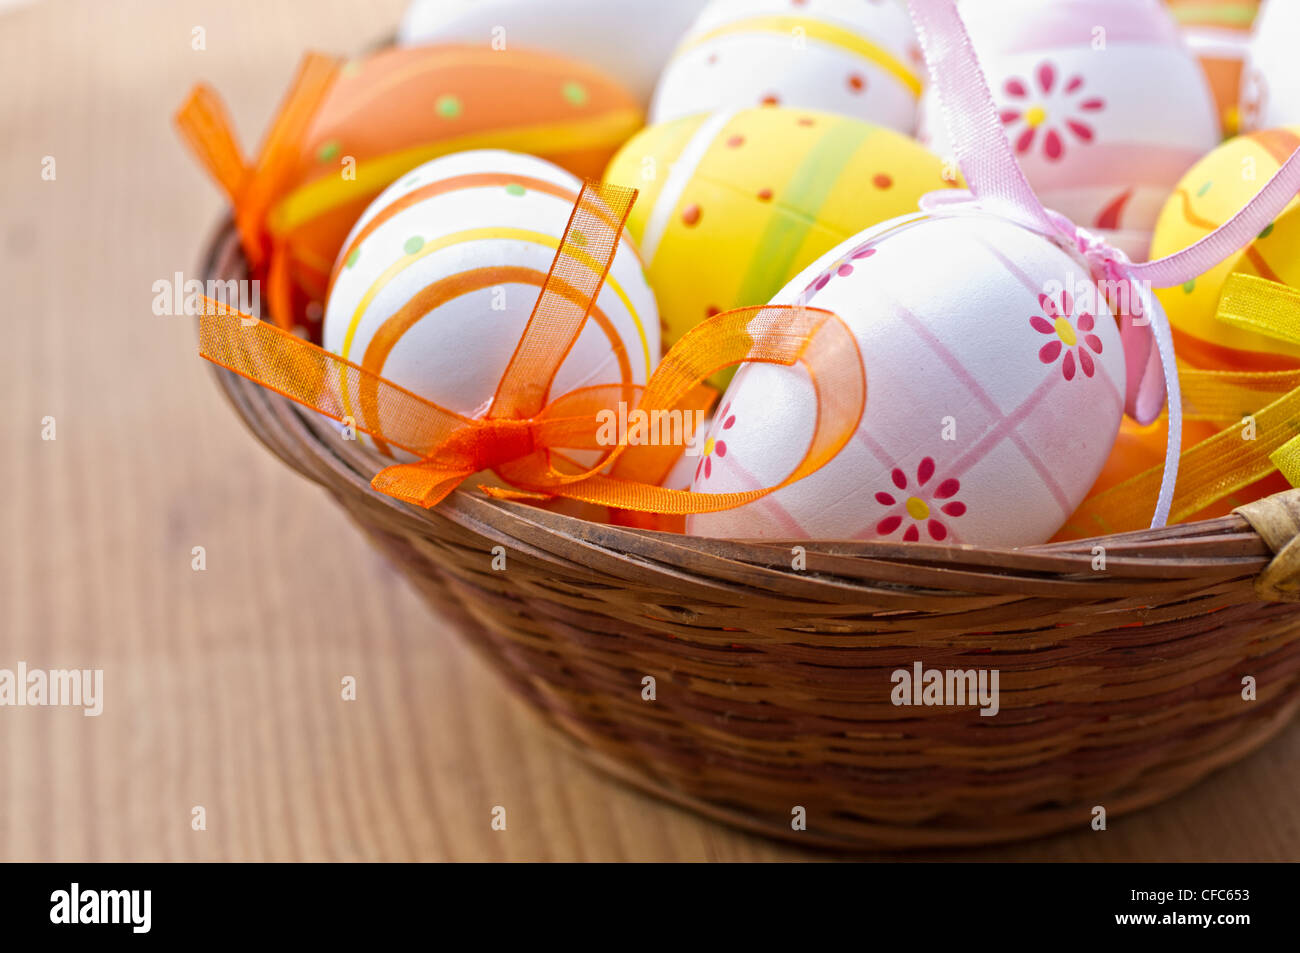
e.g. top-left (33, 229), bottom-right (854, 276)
top-left (919, 0), bottom-right (1220, 260)
top-left (266, 45), bottom-right (642, 329)
top-left (1149, 126), bottom-right (1300, 369)
top-left (1240, 0), bottom-right (1300, 132)
top-left (685, 210), bottom-right (1126, 545)
top-left (603, 107), bottom-right (956, 359)
top-left (650, 0), bottom-right (923, 132)
top-left (322, 150), bottom-right (659, 457)
top-left (1167, 0), bottom-right (1261, 136)
top-left (396, 0), bottom-right (707, 106)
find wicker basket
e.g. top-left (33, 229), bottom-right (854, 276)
top-left (203, 223), bottom-right (1300, 850)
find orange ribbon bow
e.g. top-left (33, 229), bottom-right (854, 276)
top-left (200, 181), bottom-right (867, 517)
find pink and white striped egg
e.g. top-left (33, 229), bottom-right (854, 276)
top-left (322, 149), bottom-right (659, 457)
top-left (918, 0), bottom-right (1220, 260)
top-left (651, 0), bottom-right (923, 133)
top-left (686, 209), bottom-right (1127, 545)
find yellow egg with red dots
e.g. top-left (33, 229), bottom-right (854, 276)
top-left (603, 106), bottom-right (956, 369)
top-left (1149, 126), bottom-right (1300, 370)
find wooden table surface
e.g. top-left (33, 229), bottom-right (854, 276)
top-left (2, 0), bottom-right (1297, 862)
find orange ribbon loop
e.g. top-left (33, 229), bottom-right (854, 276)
top-left (177, 52), bottom-right (341, 328)
top-left (199, 180), bottom-right (867, 517)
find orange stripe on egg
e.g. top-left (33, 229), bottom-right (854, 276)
top-left (340, 226), bottom-right (651, 378)
top-left (328, 173), bottom-right (641, 300)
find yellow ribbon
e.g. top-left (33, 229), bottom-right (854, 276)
top-left (1061, 274), bottom-right (1300, 538)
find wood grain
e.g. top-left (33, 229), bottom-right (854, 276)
top-left (1, 0), bottom-right (1297, 862)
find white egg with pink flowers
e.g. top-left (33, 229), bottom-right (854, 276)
top-left (686, 209), bottom-right (1127, 546)
top-left (918, 0), bottom-right (1220, 259)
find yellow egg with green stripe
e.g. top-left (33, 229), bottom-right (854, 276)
top-left (604, 107), bottom-right (955, 364)
top-left (1150, 126), bottom-right (1300, 369)
top-left (323, 149), bottom-right (659, 458)
top-left (651, 0), bottom-right (922, 132)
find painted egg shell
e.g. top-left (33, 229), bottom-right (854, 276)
top-left (1054, 414), bottom-right (1290, 540)
top-left (269, 45), bottom-right (642, 325)
top-left (919, 0), bottom-right (1220, 260)
top-left (1167, 0), bottom-right (1261, 135)
top-left (1150, 126), bottom-right (1300, 369)
top-left (651, 0), bottom-right (923, 133)
top-left (1241, 0), bottom-right (1300, 132)
top-left (323, 150), bottom-right (659, 457)
top-left (397, 0), bottom-right (707, 106)
top-left (604, 107), bottom-right (956, 358)
top-left (685, 211), bottom-right (1126, 545)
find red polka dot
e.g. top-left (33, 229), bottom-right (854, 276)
top-left (707, 53), bottom-right (718, 65)
top-left (873, 173), bottom-right (893, 189)
top-left (727, 135), bottom-right (745, 148)
top-left (797, 116), bottom-right (815, 126)
top-left (760, 93), bottom-right (780, 106)
top-left (681, 203), bottom-right (701, 226)
top-left (848, 73), bottom-right (866, 93)
top-left (757, 188), bottom-right (773, 201)
top-left (706, 306), bottom-right (721, 317)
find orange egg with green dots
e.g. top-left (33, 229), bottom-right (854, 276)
top-left (1150, 126), bottom-right (1300, 369)
top-left (602, 107), bottom-right (957, 369)
top-left (220, 45), bottom-right (643, 334)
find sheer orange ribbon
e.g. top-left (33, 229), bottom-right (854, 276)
top-left (199, 181), bottom-right (866, 515)
top-left (176, 53), bottom-right (341, 331)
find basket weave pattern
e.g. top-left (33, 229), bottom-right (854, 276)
top-left (206, 227), bottom-right (1300, 849)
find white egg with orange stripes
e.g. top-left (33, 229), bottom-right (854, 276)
top-left (650, 0), bottom-right (923, 133)
top-left (322, 150), bottom-right (660, 458)
top-left (685, 210), bottom-right (1127, 547)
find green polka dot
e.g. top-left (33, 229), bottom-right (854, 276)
top-left (317, 140), bottom-right (341, 162)
top-left (436, 95), bottom-right (463, 118)
top-left (1196, 180), bottom-right (1213, 198)
top-left (562, 81), bottom-right (589, 106)
top-left (345, 248), bottom-right (360, 269)
top-left (403, 236), bottom-right (425, 255)
top-left (341, 60), bottom-right (362, 77)
top-left (1183, 279), bottom-right (1197, 294)
top-left (505, 183), bottom-right (527, 197)
top-left (402, 175), bottom-right (420, 188)
top-left (1260, 222), bottom-right (1275, 240)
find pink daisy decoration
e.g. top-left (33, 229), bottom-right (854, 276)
top-left (999, 61), bottom-right (1105, 162)
top-left (874, 456), bottom-right (965, 542)
top-left (1031, 290), bottom-right (1104, 382)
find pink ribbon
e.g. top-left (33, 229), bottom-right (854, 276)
top-left (907, 0), bottom-right (1300, 529)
